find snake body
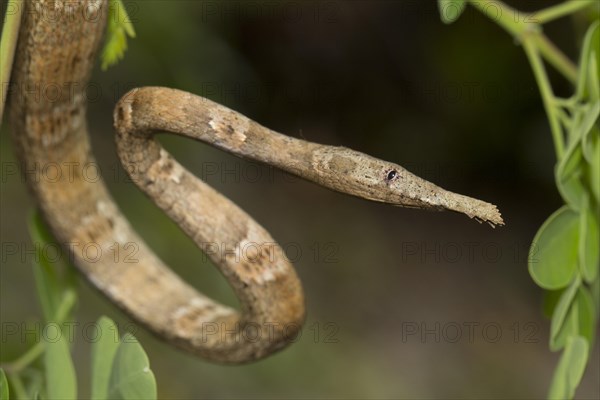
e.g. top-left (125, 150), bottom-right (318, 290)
top-left (8, 1), bottom-right (502, 363)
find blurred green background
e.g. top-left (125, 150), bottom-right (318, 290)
top-left (1, 0), bottom-right (599, 398)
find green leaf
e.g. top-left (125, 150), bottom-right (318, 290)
top-left (591, 276), bottom-right (600, 316)
top-left (108, 333), bottom-right (157, 400)
top-left (588, 51), bottom-right (600, 101)
top-left (547, 336), bottom-right (589, 400)
top-left (576, 21), bottom-right (599, 101)
top-left (101, 0), bottom-right (136, 70)
top-left (0, 369), bottom-right (8, 400)
top-left (44, 324), bottom-right (77, 399)
top-left (53, 289), bottom-right (77, 326)
top-left (556, 173), bottom-right (586, 212)
top-left (586, 130), bottom-right (600, 203)
top-left (556, 133), bottom-right (586, 211)
top-left (91, 317), bottom-right (121, 400)
top-left (575, 286), bottom-right (596, 349)
top-left (578, 101), bottom-right (600, 159)
top-left (437, 0), bottom-right (467, 24)
top-left (529, 207), bottom-right (580, 289)
top-left (28, 210), bottom-right (78, 324)
top-left (550, 277), bottom-right (580, 350)
top-left (557, 140), bottom-right (583, 181)
top-left (551, 298), bottom-right (578, 352)
top-left (580, 101), bottom-right (600, 134)
top-left (579, 195), bottom-right (599, 283)
top-left (587, 50), bottom-right (600, 101)
top-left (549, 278), bottom-right (597, 353)
top-left (28, 211), bottom-right (63, 322)
top-left (582, 122), bottom-right (599, 165)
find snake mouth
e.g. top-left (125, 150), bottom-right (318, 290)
top-left (376, 175), bottom-right (504, 227)
top-left (385, 195), bottom-right (503, 227)
top-left (305, 146), bottom-right (504, 228)
top-left (423, 190), bottom-right (505, 227)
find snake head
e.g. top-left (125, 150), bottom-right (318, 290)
top-left (309, 146), bottom-right (504, 227)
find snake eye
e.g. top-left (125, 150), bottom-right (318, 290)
top-left (386, 170), bottom-right (397, 181)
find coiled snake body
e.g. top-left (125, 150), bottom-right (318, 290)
top-left (8, 1), bottom-right (503, 363)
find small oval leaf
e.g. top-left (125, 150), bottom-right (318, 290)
top-left (586, 129), bottom-right (600, 203)
top-left (437, 0), bottom-right (467, 24)
top-left (575, 286), bottom-right (596, 349)
top-left (0, 369), bottom-right (8, 400)
top-left (550, 299), bottom-right (578, 352)
top-left (91, 317), bottom-right (121, 400)
top-left (557, 174), bottom-right (586, 212)
top-left (591, 276), bottom-right (600, 316)
top-left (578, 101), bottom-right (600, 155)
top-left (582, 123), bottom-right (599, 164)
top-left (108, 333), bottom-right (157, 400)
top-left (529, 207), bottom-right (580, 289)
top-left (44, 325), bottom-right (77, 399)
top-left (589, 52), bottom-right (600, 101)
top-left (550, 277), bottom-right (580, 349)
top-left (579, 195), bottom-right (599, 283)
top-left (547, 336), bottom-right (589, 400)
top-left (556, 145), bottom-right (586, 211)
top-left (576, 21), bottom-right (599, 100)
top-left (28, 211), bottom-right (62, 322)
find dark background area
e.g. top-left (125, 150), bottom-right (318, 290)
top-left (2, 1), bottom-right (599, 398)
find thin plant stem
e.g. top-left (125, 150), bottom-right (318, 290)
top-left (555, 107), bottom-right (573, 130)
top-left (468, 0), bottom-right (578, 84)
top-left (2, 342), bottom-right (45, 374)
top-left (522, 37), bottom-right (565, 159)
top-left (535, 33), bottom-right (578, 84)
top-left (0, 0), bottom-right (23, 123)
top-left (468, 0), bottom-right (524, 36)
top-left (553, 96), bottom-right (578, 110)
top-left (534, 0), bottom-right (598, 24)
top-left (467, 0), bottom-right (587, 159)
top-left (0, 290), bottom-right (76, 374)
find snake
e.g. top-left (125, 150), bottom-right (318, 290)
top-left (7, 0), bottom-right (503, 363)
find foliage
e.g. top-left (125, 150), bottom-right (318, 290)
top-left (437, 0), bottom-right (467, 24)
top-left (101, 0), bottom-right (136, 70)
top-left (1, 370), bottom-right (8, 400)
top-left (0, 211), bottom-right (156, 399)
top-left (438, 1), bottom-right (600, 399)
